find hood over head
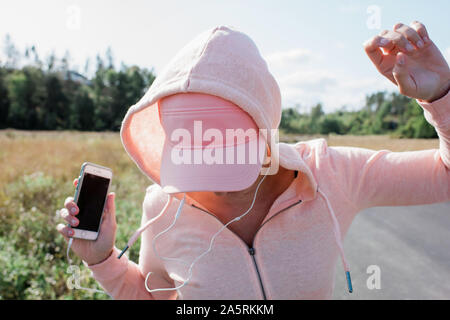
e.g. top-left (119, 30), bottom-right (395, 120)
top-left (118, 25), bottom-right (353, 293)
top-left (120, 25), bottom-right (318, 199)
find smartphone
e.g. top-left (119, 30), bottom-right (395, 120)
top-left (71, 162), bottom-right (113, 240)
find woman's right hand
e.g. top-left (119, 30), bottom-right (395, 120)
top-left (56, 177), bottom-right (117, 266)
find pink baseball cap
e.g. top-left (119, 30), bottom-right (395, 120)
top-left (158, 93), bottom-right (266, 193)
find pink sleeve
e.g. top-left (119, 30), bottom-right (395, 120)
top-left (84, 246), bottom-right (152, 300)
top-left (328, 91), bottom-right (450, 211)
top-left (85, 185), bottom-right (176, 300)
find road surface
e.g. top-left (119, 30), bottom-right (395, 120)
top-left (333, 201), bottom-right (450, 299)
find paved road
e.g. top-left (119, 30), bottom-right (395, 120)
top-left (333, 201), bottom-right (450, 300)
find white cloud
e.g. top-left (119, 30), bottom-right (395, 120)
top-left (265, 48), bottom-right (312, 65)
top-left (264, 47), bottom-right (395, 113)
top-left (279, 71), bottom-right (393, 113)
top-left (278, 69), bottom-right (337, 92)
top-left (265, 48), bottom-right (313, 75)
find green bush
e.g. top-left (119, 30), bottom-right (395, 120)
top-left (0, 171), bottom-right (143, 299)
top-left (279, 92), bottom-right (438, 139)
top-left (319, 116), bottom-right (344, 135)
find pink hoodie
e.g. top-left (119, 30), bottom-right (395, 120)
top-left (86, 26), bottom-right (450, 300)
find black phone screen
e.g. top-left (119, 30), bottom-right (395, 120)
top-left (74, 172), bottom-right (110, 232)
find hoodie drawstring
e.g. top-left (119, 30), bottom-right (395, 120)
top-left (118, 194), bottom-right (174, 259)
top-left (119, 182), bottom-right (353, 294)
top-left (317, 186), bottom-right (353, 293)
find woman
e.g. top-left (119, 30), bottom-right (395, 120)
top-left (57, 22), bottom-right (449, 299)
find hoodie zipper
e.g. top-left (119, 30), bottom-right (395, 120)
top-left (248, 247), bottom-right (266, 299)
top-left (192, 198), bottom-right (302, 300)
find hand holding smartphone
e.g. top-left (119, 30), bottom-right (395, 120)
top-left (57, 162), bottom-right (117, 266)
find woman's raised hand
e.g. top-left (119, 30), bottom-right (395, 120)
top-left (364, 21), bottom-right (450, 102)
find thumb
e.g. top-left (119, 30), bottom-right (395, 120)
top-left (392, 52), bottom-right (417, 97)
top-left (103, 192), bottom-right (116, 222)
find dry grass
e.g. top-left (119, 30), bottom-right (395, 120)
top-left (281, 133), bottom-right (439, 152)
top-left (0, 129), bottom-right (439, 185)
top-left (0, 129), bottom-right (441, 299)
top-left (0, 129), bottom-right (148, 186)
top-left (0, 129), bottom-right (152, 299)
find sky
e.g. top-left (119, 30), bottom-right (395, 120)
top-left (0, 0), bottom-right (449, 113)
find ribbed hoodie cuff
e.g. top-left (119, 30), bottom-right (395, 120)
top-left (417, 90), bottom-right (450, 129)
top-left (83, 247), bottom-right (129, 282)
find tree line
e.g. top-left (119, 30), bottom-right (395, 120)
top-left (0, 35), bottom-right (155, 131)
top-left (0, 35), bottom-right (437, 138)
top-left (280, 91), bottom-right (437, 138)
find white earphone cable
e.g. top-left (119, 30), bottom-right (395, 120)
top-left (145, 174), bottom-right (267, 294)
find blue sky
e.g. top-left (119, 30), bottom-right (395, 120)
top-left (1, 0), bottom-right (449, 112)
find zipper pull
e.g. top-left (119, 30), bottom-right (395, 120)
top-left (249, 247), bottom-right (255, 255)
top-left (346, 271), bottom-right (353, 293)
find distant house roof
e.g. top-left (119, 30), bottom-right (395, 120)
top-left (63, 70), bottom-right (91, 86)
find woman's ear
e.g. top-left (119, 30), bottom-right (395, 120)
top-left (262, 143), bottom-right (271, 168)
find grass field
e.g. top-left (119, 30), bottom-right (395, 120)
top-left (0, 129), bottom-right (440, 299)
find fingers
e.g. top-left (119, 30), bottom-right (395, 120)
top-left (393, 23), bottom-right (423, 49)
top-left (376, 21), bottom-right (429, 55)
top-left (363, 35), bottom-right (396, 84)
top-left (102, 192), bottom-right (116, 223)
top-left (66, 176), bottom-right (80, 215)
top-left (66, 175), bottom-right (80, 215)
top-left (364, 35), bottom-right (388, 66)
top-left (392, 53), bottom-right (417, 97)
top-left (378, 29), bottom-right (413, 54)
top-left (60, 208), bottom-right (79, 226)
top-left (97, 192), bottom-right (117, 237)
top-left (57, 223), bottom-right (74, 240)
top-left (56, 177), bottom-right (81, 240)
top-left (411, 20), bottom-right (430, 44)
top-left (64, 196), bottom-right (79, 215)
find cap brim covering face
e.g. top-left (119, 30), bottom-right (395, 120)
top-left (159, 93), bottom-right (265, 193)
